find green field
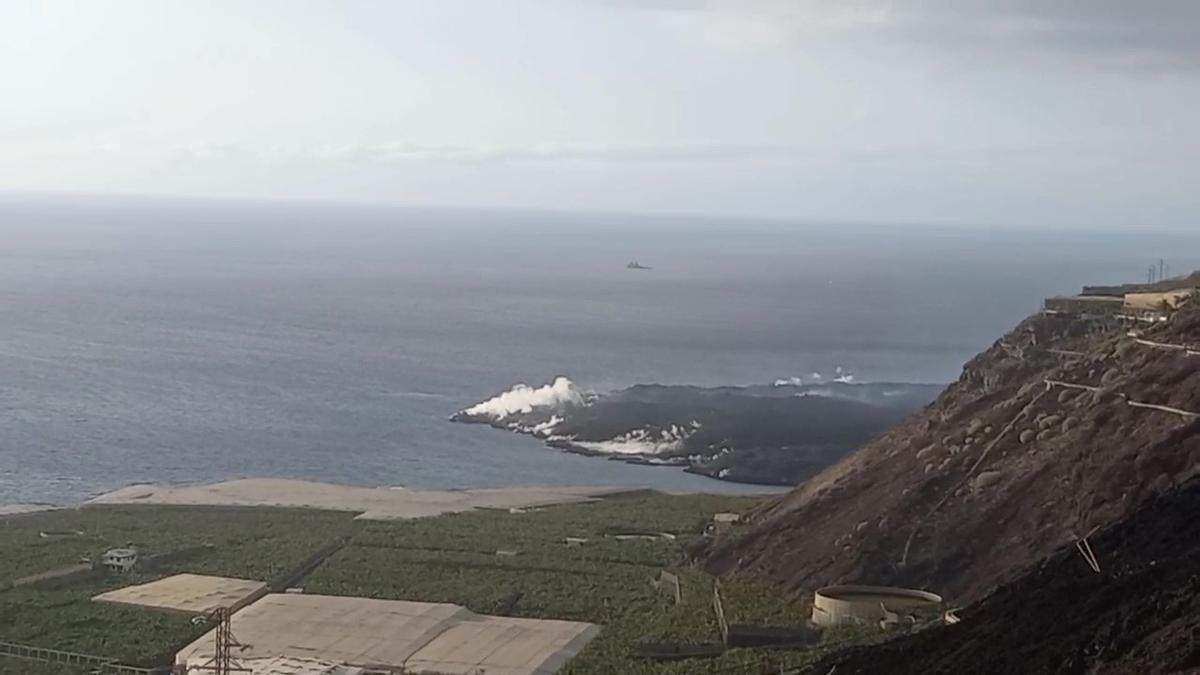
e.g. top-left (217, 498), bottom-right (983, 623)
top-left (0, 505), bottom-right (357, 673)
top-left (0, 493), bottom-right (869, 674)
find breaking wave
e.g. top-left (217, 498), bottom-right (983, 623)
top-left (570, 423), bottom-right (699, 456)
top-left (773, 367), bottom-right (854, 387)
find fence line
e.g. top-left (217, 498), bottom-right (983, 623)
top-left (0, 641), bottom-right (169, 674)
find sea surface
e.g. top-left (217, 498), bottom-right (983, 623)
top-left (2, 194), bottom-right (1198, 504)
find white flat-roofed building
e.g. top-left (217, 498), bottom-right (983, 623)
top-left (175, 593), bottom-right (600, 675)
top-left (93, 573), bottom-right (267, 614)
top-left (100, 548), bottom-right (138, 573)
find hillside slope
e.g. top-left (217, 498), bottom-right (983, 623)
top-left (804, 474), bottom-right (1200, 675)
top-left (705, 304), bottom-right (1200, 603)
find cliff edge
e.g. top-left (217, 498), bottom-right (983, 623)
top-left (705, 301), bottom-right (1200, 604)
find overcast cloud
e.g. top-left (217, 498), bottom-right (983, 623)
top-left (0, 0), bottom-right (1196, 227)
top-left (608, 1), bottom-right (1200, 66)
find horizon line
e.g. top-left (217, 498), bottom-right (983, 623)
top-left (0, 187), bottom-right (1187, 235)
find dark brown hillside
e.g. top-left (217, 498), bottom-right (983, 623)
top-left (804, 474), bottom-right (1200, 675)
top-left (705, 302), bottom-right (1200, 604)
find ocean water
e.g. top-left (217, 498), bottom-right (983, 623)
top-left (2, 195), bottom-right (1198, 504)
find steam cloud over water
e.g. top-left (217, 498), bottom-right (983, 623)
top-left (460, 376), bottom-right (585, 420)
top-left (6, 197), bottom-right (1192, 504)
top-left (452, 376), bottom-right (945, 485)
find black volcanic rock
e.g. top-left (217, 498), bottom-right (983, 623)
top-left (452, 379), bottom-right (944, 485)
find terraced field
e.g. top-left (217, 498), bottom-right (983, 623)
top-left (0, 493), bottom-right (849, 674)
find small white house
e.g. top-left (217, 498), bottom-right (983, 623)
top-left (101, 548), bottom-right (138, 573)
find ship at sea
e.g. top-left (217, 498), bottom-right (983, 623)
top-left (627, 261), bottom-right (652, 270)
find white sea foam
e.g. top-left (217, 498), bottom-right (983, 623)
top-left (530, 415), bottom-right (564, 436)
top-left (773, 371), bottom-right (831, 387)
top-left (461, 377), bottom-right (584, 420)
top-left (572, 440), bottom-right (678, 455)
top-left (571, 423), bottom-right (697, 456)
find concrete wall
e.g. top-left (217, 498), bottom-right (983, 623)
top-left (811, 585), bottom-right (942, 628)
top-left (1044, 296), bottom-right (1123, 317)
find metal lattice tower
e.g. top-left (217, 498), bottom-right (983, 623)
top-left (189, 607), bottom-right (249, 674)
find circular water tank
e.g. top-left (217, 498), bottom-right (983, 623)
top-left (811, 585), bottom-right (942, 627)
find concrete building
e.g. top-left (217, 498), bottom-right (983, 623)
top-left (1047, 276), bottom-right (1197, 322)
top-left (705, 512), bottom-right (742, 536)
top-left (100, 548), bottom-right (138, 573)
top-left (1124, 289), bottom-right (1196, 321)
top-left (1043, 295), bottom-right (1124, 318)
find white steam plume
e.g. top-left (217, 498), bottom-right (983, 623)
top-left (461, 377), bottom-right (584, 420)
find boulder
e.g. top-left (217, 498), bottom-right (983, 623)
top-left (1038, 415), bottom-right (1062, 430)
top-left (971, 471), bottom-right (1004, 492)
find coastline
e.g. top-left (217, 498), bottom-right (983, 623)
top-left (454, 379), bottom-right (944, 486)
top-left (3, 474), bottom-right (784, 517)
top-left (62, 477), bottom-right (784, 520)
top-left (0, 503), bottom-right (59, 517)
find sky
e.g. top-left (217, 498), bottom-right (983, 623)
top-left (1, 0), bottom-right (1198, 228)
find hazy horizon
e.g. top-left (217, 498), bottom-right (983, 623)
top-left (5, 196), bottom-right (1199, 504)
top-left (3, 190), bottom-right (1199, 237)
top-left (3, 1), bottom-right (1198, 229)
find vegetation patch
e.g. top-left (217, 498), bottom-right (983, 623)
top-left (0, 493), bottom-right (887, 674)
